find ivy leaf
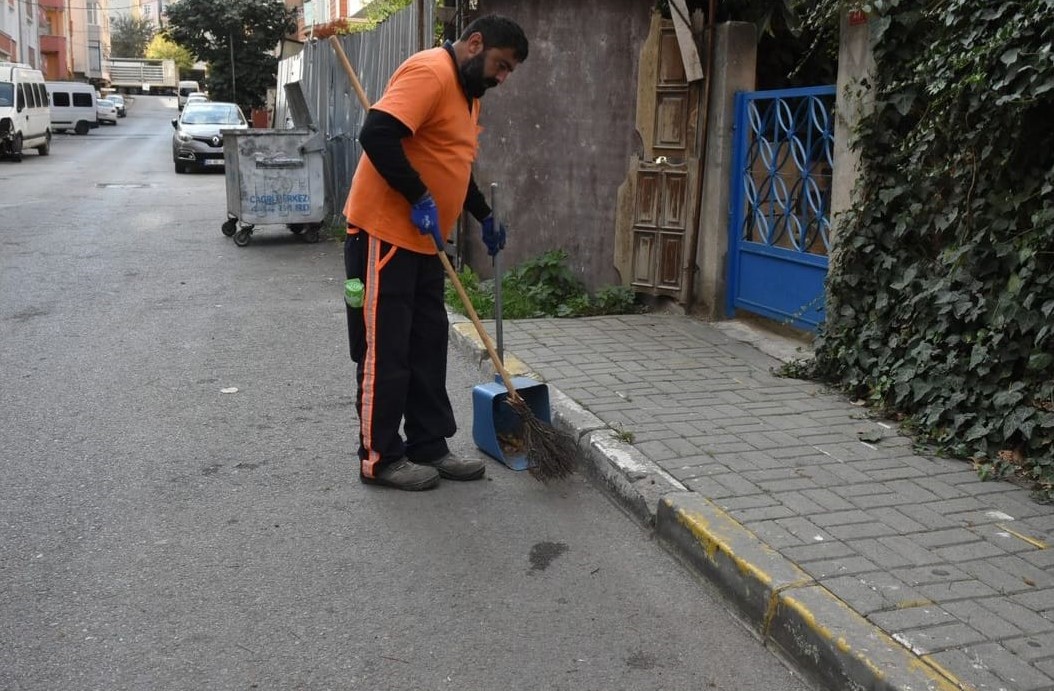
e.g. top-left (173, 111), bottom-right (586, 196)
top-left (1029, 353), bottom-right (1053, 371)
top-left (1004, 407), bottom-right (1036, 440)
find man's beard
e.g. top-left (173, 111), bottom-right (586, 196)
top-left (460, 52), bottom-right (498, 99)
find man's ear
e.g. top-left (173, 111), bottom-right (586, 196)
top-left (466, 31), bottom-right (485, 56)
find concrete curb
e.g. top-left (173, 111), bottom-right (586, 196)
top-left (446, 313), bottom-right (966, 690)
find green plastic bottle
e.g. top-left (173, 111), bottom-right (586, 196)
top-left (344, 278), bottom-right (364, 308)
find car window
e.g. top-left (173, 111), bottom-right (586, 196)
top-left (181, 105), bottom-right (245, 125)
top-left (0, 82), bottom-right (12, 107)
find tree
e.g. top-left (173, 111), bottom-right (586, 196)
top-left (163, 0), bottom-right (296, 113)
top-left (145, 34), bottom-right (195, 76)
top-left (110, 14), bottom-right (157, 57)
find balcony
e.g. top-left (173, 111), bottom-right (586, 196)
top-left (40, 34), bottom-right (66, 54)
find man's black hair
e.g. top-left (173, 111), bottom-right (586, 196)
top-left (459, 15), bottom-right (529, 62)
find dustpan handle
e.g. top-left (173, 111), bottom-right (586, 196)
top-left (490, 183), bottom-right (503, 364)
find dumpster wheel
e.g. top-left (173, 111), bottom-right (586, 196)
top-left (222, 218), bottom-right (238, 237)
top-left (233, 225), bottom-right (254, 247)
top-left (287, 223), bottom-right (305, 235)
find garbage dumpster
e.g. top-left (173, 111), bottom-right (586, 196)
top-left (221, 127), bottom-right (329, 246)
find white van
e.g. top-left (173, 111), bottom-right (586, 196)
top-left (177, 80), bottom-right (200, 110)
top-left (45, 81), bottom-right (97, 135)
top-left (0, 62), bottom-right (52, 160)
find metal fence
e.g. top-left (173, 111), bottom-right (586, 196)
top-left (274, 3), bottom-right (433, 217)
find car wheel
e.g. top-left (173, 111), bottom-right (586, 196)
top-left (74, 121), bottom-right (89, 135)
top-left (10, 133), bottom-right (22, 162)
top-left (36, 131), bottom-right (50, 156)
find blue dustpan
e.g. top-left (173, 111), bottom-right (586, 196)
top-left (473, 375), bottom-right (551, 470)
top-left (470, 183), bottom-right (550, 470)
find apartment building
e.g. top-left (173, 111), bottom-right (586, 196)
top-left (0, 0), bottom-right (42, 67)
top-left (69, 0), bottom-right (110, 83)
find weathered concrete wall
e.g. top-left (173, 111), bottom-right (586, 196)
top-left (471, 0), bottom-right (653, 289)
top-left (693, 22), bottom-right (756, 319)
top-left (830, 8), bottom-right (875, 244)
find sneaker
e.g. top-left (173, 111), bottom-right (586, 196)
top-left (421, 453), bottom-right (486, 481)
top-left (360, 458), bottom-right (440, 491)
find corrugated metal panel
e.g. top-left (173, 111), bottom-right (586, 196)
top-left (274, 3), bottom-right (433, 216)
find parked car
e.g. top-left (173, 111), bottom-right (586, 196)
top-left (171, 101), bottom-right (247, 173)
top-left (45, 81), bottom-right (97, 135)
top-left (96, 98), bottom-right (118, 125)
top-left (108, 94), bottom-right (126, 117)
top-left (185, 92), bottom-right (209, 107)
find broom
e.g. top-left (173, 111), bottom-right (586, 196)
top-left (329, 37), bottom-right (577, 482)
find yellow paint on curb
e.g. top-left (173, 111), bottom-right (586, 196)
top-left (675, 508), bottom-right (774, 588)
top-left (781, 593), bottom-right (963, 691)
top-left (669, 498), bottom-right (964, 691)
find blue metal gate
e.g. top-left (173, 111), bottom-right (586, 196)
top-left (727, 86), bottom-right (836, 331)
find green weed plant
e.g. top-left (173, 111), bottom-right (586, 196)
top-left (445, 250), bottom-right (640, 320)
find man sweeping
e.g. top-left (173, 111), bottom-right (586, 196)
top-left (343, 15), bottom-right (529, 490)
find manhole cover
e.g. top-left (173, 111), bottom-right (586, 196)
top-left (96, 183), bottom-right (154, 189)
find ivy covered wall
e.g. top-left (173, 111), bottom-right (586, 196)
top-left (805, 0), bottom-right (1054, 500)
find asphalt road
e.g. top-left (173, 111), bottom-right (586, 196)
top-left (0, 95), bottom-right (813, 691)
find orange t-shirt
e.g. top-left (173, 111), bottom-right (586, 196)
top-left (343, 47), bottom-right (481, 255)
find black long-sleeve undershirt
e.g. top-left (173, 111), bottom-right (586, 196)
top-left (358, 109), bottom-right (491, 222)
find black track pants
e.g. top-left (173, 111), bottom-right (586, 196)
top-left (344, 231), bottom-right (455, 477)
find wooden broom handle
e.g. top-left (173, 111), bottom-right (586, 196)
top-left (328, 36), bottom-right (522, 399)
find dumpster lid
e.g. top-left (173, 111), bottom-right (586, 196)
top-left (284, 81), bottom-right (315, 130)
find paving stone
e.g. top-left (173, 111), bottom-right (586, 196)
top-left (821, 572), bottom-right (926, 615)
top-left (867, 466), bottom-right (933, 482)
top-left (708, 485), bottom-right (776, 505)
top-left (889, 622), bottom-right (987, 654)
top-left (824, 464), bottom-right (874, 484)
top-left (974, 524), bottom-right (1040, 554)
top-left (869, 605), bottom-right (957, 632)
top-left (828, 521), bottom-right (905, 541)
top-left (809, 509), bottom-right (873, 528)
top-left (958, 556), bottom-right (1054, 595)
top-left (731, 504), bottom-right (798, 523)
top-left (744, 519), bottom-right (802, 548)
top-left (943, 600), bottom-right (1024, 640)
top-left (929, 644), bottom-right (1054, 690)
top-left (781, 540), bottom-right (859, 564)
top-left (917, 579), bottom-right (1000, 603)
top-left (1011, 589), bottom-right (1054, 614)
top-left (774, 516), bottom-right (834, 544)
top-left (895, 504), bottom-right (960, 530)
top-left (801, 556), bottom-right (879, 579)
top-left (933, 541), bottom-right (1010, 563)
top-left (1039, 659), bottom-right (1054, 680)
top-left (800, 488), bottom-right (856, 512)
top-left (703, 473), bottom-right (764, 497)
top-left (975, 597), bottom-right (1054, 635)
top-left (847, 492), bottom-right (915, 509)
top-left (891, 564), bottom-right (972, 587)
top-left (913, 528), bottom-right (979, 549)
top-left (877, 536), bottom-right (943, 566)
top-left (867, 507), bottom-right (928, 534)
top-left (849, 538), bottom-right (916, 569)
top-left (1003, 632), bottom-right (1054, 662)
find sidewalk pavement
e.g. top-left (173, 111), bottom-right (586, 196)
top-left (449, 312), bottom-right (1054, 691)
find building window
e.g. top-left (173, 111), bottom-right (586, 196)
top-left (87, 1), bottom-right (99, 25)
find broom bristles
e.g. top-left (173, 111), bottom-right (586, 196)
top-left (508, 397), bottom-right (577, 482)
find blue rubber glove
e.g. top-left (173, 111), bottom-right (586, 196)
top-left (411, 191), bottom-right (443, 249)
top-left (481, 215), bottom-right (506, 257)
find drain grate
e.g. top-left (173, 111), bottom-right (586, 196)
top-left (96, 183), bottom-right (154, 189)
